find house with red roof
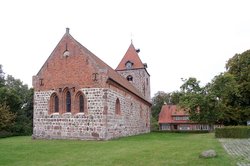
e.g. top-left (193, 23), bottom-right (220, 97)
top-left (158, 104), bottom-right (211, 131)
top-left (32, 28), bottom-right (151, 140)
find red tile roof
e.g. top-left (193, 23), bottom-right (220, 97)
top-left (158, 105), bottom-right (190, 124)
top-left (116, 43), bottom-right (145, 70)
top-left (69, 33), bottom-right (151, 104)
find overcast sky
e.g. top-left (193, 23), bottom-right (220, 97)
top-left (1, 0), bottom-right (250, 96)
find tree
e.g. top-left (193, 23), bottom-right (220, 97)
top-left (179, 77), bottom-right (222, 130)
top-left (0, 65), bottom-right (4, 87)
top-left (209, 73), bottom-right (240, 125)
top-left (12, 88), bottom-right (33, 135)
top-left (0, 86), bottom-right (22, 114)
top-left (0, 65), bottom-right (33, 136)
top-left (4, 75), bottom-right (33, 135)
top-left (170, 91), bottom-right (183, 105)
top-left (151, 91), bottom-right (184, 130)
top-left (0, 103), bottom-right (16, 131)
top-left (225, 50), bottom-right (250, 124)
top-left (5, 75), bottom-right (29, 102)
top-left (154, 50), bottom-right (250, 127)
top-left (151, 91), bottom-right (169, 119)
top-left (150, 91), bottom-right (170, 130)
top-left (180, 77), bottom-right (202, 93)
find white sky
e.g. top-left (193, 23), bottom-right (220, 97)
top-left (1, 0), bottom-right (250, 97)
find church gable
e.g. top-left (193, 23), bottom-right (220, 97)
top-left (33, 29), bottom-right (107, 91)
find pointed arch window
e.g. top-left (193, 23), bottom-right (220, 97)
top-left (55, 95), bottom-right (59, 113)
top-left (75, 91), bottom-right (87, 114)
top-left (127, 75), bottom-right (133, 82)
top-left (66, 91), bottom-right (71, 112)
top-left (79, 94), bottom-right (84, 113)
top-left (115, 98), bottom-right (121, 115)
top-left (50, 93), bottom-right (59, 114)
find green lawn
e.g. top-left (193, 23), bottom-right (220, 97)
top-left (0, 132), bottom-right (236, 166)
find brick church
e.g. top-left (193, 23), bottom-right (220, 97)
top-left (32, 28), bottom-right (151, 140)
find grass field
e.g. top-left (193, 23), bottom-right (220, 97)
top-left (0, 132), bottom-right (236, 166)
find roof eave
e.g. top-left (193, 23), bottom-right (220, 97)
top-left (106, 77), bottom-right (152, 106)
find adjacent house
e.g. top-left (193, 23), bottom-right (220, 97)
top-left (158, 104), bottom-right (211, 131)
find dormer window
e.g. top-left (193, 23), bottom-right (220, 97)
top-left (125, 61), bottom-right (133, 69)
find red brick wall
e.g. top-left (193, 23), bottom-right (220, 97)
top-left (33, 34), bottom-right (106, 91)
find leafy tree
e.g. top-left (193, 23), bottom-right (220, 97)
top-left (170, 91), bottom-right (183, 105)
top-left (150, 91), bottom-right (169, 130)
top-left (0, 65), bottom-right (33, 136)
top-left (5, 75), bottom-right (29, 102)
top-left (150, 116), bottom-right (159, 131)
top-left (4, 75), bottom-right (33, 135)
top-left (151, 91), bottom-right (183, 130)
top-left (179, 78), bottom-right (222, 130)
top-left (0, 86), bottom-right (22, 114)
top-left (0, 65), bottom-right (4, 87)
top-left (12, 88), bottom-right (33, 135)
top-left (225, 50), bottom-right (250, 124)
top-left (151, 91), bottom-right (169, 120)
top-left (180, 77), bottom-right (202, 93)
top-left (209, 73), bottom-right (240, 125)
top-left (153, 49), bottom-right (250, 127)
top-left (0, 103), bottom-right (16, 131)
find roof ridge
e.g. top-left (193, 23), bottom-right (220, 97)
top-left (72, 35), bottom-right (150, 103)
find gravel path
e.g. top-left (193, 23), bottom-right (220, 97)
top-left (219, 138), bottom-right (250, 166)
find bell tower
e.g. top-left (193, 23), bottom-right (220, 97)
top-left (116, 43), bottom-right (150, 101)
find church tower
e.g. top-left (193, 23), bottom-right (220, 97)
top-left (116, 43), bottom-right (151, 101)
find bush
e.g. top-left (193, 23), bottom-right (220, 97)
top-left (215, 126), bottom-right (250, 138)
top-left (0, 130), bottom-right (13, 138)
top-left (150, 117), bottom-right (159, 131)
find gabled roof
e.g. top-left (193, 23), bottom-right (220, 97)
top-left (37, 29), bottom-right (151, 105)
top-left (158, 105), bottom-right (189, 124)
top-left (74, 39), bottom-right (150, 104)
top-left (116, 43), bottom-right (145, 71)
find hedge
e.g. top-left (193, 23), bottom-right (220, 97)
top-left (215, 126), bottom-right (250, 138)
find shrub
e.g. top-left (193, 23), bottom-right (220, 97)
top-left (0, 130), bottom-right (13, 138)
top-left (215, 126), bottom-right (250, 138)
top-left (150, 117), bottom-right (159, 131)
